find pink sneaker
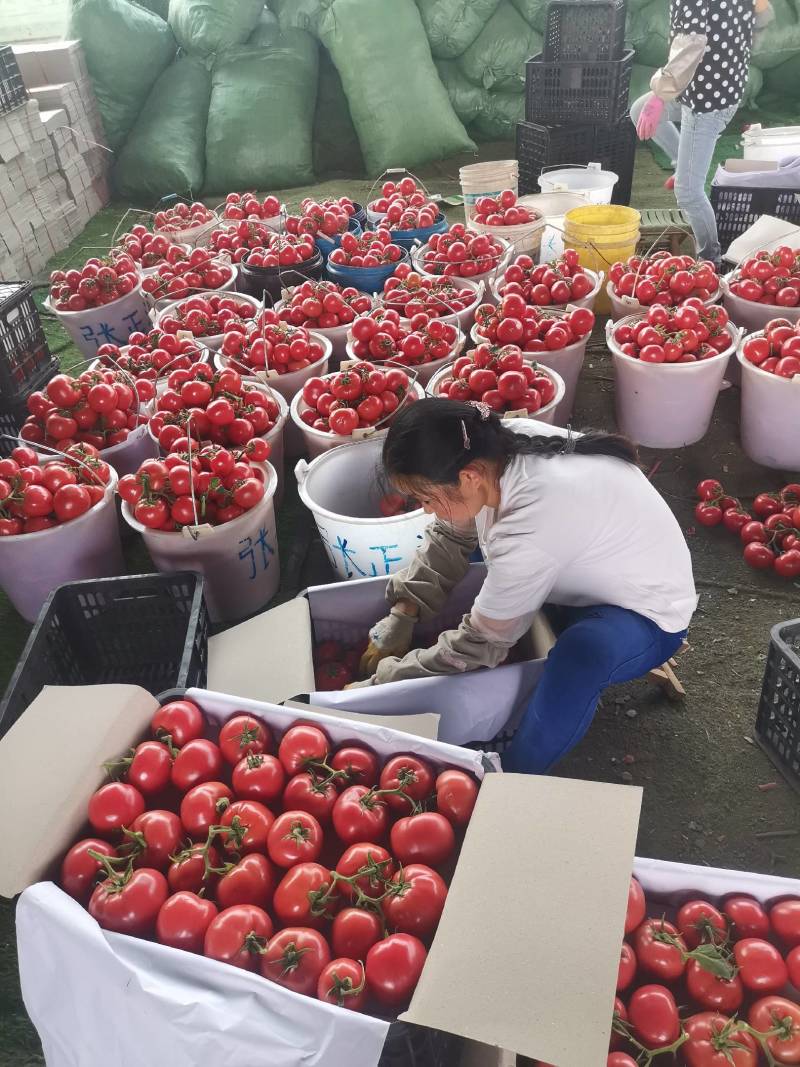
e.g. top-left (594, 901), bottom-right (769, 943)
top-left (664, 174), bottom-right (676, 191)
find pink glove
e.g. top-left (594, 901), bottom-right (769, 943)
top-left (636, 94), bottom-right (665, 141)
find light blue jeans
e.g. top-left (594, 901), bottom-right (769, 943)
top-left (630, 93), bottom-right (738, 264)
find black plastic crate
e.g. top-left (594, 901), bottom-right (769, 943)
top-left (755, 619), bottom-right (800, 791)
top-left (525, 49), bottom-right (634, 126)
top-left (0, 572), bottom-right (209, 738)
top-left (380, 1024), bottom-right (462, 1066)
top-left (517, 118), bottom-right (635, 205)
top-left (543, 0), bottom-right (627, 62)
top-left (0, 46), bottom-right (27, 115)
top-left (0, 359), bottom-right (57, 457)
top-left (711, 185), bottom-right (800, 256)
top-left (0, 283), bottom-right (58, 400)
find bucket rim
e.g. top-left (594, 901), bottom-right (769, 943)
top-left (214, 330), bottom-right (332, 381)
top-left (0, 466), bottom-right (118, 544)
top-left (736, 331), bottom-right (800, 384)
top-left (607, 315), bottom-right (740, 367)
top-left (470, 314), bottom-right (591, 358)
top-left (490, 266), bottom-right (603, 305)
top-left (290, 380), bottom-right (426, 444)
top-left (607, 279), bottom-right (722, 312)
top-left (427, 359), bottom-right (566, 419)
top-left (44, 282), bottom-right (148, 320)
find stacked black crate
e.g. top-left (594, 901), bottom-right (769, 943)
top-left (0, 282), bottom-right (59, 456)
top-left (518, 0), bottom-right (636, 206)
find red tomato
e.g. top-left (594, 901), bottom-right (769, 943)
top-left (123, 740), bottom-right (173, 796)
top-left (218, 713), bottom-right (271, 765)
top-left (88, 782), bottom-right (145, 836)
top-left (89, 868), bottom-right (168, 936)
top-left (771, 899), bottom-right (800, 948)
top-left (627, 984), bottom-right (680, 1048)
top-left (60, 838), bottom-right (118, 903)
top-left (278, 723), bottom-right (330, 775)
top-left (332, 785), bottom-right (388, 844)
top-left (274, 862), bottom-right (336, 928)
top-left (151, 699), bottom-right (204, 746)
top-left (203, 904), bottom-right (272, 970)
top-left (267, 810), bottom-right (323, 868)
top-left (617, 942), bottom-right (637, 991)
top-left (156, 892), bottom-right (218, 954)
top-left (734, 938), bottom-right (789, 993)
top-left (180, 780), bottom-right (232, 839)
top-left (231, 752), bottom-right (286, 803)
top-left (634, 918), bottom-right (687, 981)
top-left (330, 745), bottom-right (380, 787)
top-left (127, 809), bottom-right (182, 870)
top-left (383, 863), bottom-right (447, 937)
top-left (787, 944), bottom-right (800, 988)
top-left (435, 769), bottom-right (479, 827)
top-left (366, 933), bottom-right (427, 1006)
top-left (607, 1056), bottom-right (638, 1067)
top-left (261, 927), bottom-right (331, 995)
top-left (625, 877), bottom-right (646, 935)
top-left (317, 958), bottom-right (367, 1011)
top-left (686, 958), bottom-right (744, 1013)
top-left (332, 907), bottom-right (383, 959)
top-left (748, 996), bottom-right (800, 1063)
top-left (335, 843), bottom-right (394, 901)
top-left (390, 812), bottom-right (456, 867)
top-left (216, 853), bottom-right (276, 910)
top-left (677, 900), bottom-right (728, 948)
top-left (378, 754), bottom-right (436, 813)
top-left (682, 1012), bottom-right (758, 1067)
top-left (171, 738), bottom-right (223, 792)
top-left (282, 772), bottom-right (339, 823)
top-left (219, 799), bottom-right (275, 855)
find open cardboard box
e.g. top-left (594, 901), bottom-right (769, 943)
top-left (0, 683), bottom-right (642, 1067)
top-left (723, 215), bottom-right (800, 263)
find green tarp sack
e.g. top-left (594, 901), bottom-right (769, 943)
top-left (625, 0), bottom-right (670, 68)
top-left (204, 29), bottom-right (318, 193)
top-left (317, 0), bottom-right (474, 176)
top-left (114, 54), bottom-right (211, 199)
top-left (68, 0), bottom-right (176, 150)
top-left (435, 60), bottom-right (489, 125)
top-left (472, 90), bottom-right (524, 140)
top-left (752, 0), bottom-right (800, 68)
top-left (416, 0), bottom-right (501, 59)
top-left (458, 1), bottom-right (542, 92)
top-left (267, 0), bottom-right (323, 33)
top-left (168, 0), bottom-right (265, 55)
top-left (138, 0), bottom-right (169, 18)
top-left (314, 48), bottom-right (365, 177)
top-left (509, 0), bottom-right (546, 32)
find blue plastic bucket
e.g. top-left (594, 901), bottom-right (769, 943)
top-left (351, 202), bottom-right (367, 229)
top-left (388, 213), bottom-right (449, 251)
top-left (315, 218), bottom-right (362, 264)
top-left (326, 249), bottom-right (410, 294)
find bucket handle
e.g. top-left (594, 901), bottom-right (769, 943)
top-left (540, 162), bottom-right (604, 176)
top-left (364, 169), bottom-right (435, 212)
top-left (294, 458), bottom-right (309, 486)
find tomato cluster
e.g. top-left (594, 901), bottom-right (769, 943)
top-left (154, 201), bottom-right (216, 234)
top-left (612, 301), bottom-right (732, 363)
top-left (149, 365), bottom-right (280, 451)
top-left (94, 334), bottom-right (206, 402)
top-left (419, 224), bottom-right (506, 278)
top-left (328, 228), bottom-right (404, 268)
top-left (434, 343), bottom-right (558, 415)
top-left (741, 319), bottom-right (800, 378)
top-left (349, 308), bottom-right (459, 367)
top-left (298, 361), bottom-right (415, 437)
top-left (119, 449), bottom-right (269, 531)
top-left (610, 874), bottom-right (800, 1066)
top-left (221, 315), bottom-right (326, 375)
top-left (159, 293), bottom-right (258, 340)
top-left (141, 249), bottom-right (234, 302)
top-left (729, 246), bottom-right (800, 307)
top-left (498, 250), bottom-right (595, 307)
top-left (285, 197), bottom-right (355, 239)
top-left (473, 189), bottom-right (537, 227)
top-left (696, 478), bottom-right (800, 577)
top-left (382, 266), bottom-right (475, 319)
top-left (474, 295), bottom-right (595, 351)
top-left (222, 192), bottom-right (281, 222)
top-left (369, 176), bottom-right (438, 230)
top-left (21, 369), bottom-right (142, 451)
top-left (608, 252), bottom-right (720, 307)
top-left (314, 639), bottom-right (365, 690)
top-left (209, 220), bottom-right (277, 263)
top-left (278, 280), bottom-right (372, 330)
top-left (62, 699), bottom-right (480, 1013)
top-left (246, 232), bottom-right (317, 269)
top-left (113, 226), bottom-right (188, 272)
top-left (0, 443), bottom-right (111, 536)
top-left (49, 253), bottom-right (139, 312)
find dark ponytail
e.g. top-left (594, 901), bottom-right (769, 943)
top-left (382, 397), bottom-right (638, 488)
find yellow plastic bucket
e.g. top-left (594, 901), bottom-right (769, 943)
top-left (564, 206), bottom-right (641, 314)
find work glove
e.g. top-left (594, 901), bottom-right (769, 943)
top-left (636, 94), bottom-right (665, 141)
top-left (359, 607), bottom-right (417, 677)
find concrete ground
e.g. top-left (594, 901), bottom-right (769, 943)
top-left (1, 142), bottom-right (799, 1064)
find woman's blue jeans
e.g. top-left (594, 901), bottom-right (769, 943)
top-left (503, 604), bottom-right (686, 775)
top-left (630, 93), bottom-right (737, 264)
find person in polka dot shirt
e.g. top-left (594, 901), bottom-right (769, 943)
top-left (630, 0), bottom-right (775, 264)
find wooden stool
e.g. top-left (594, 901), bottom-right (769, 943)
top-left (637, 207), bottom-right (696, 257)
top-left (647, 640), bottom-right (690, 700)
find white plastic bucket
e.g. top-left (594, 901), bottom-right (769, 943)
top-left (411, 237), bottom-right (512, 300)
top-left (154, 215), bottom-right (219, 248)
top-left (467, 199), bottom-right (546, 258)
top-left (121, 461), bottom-right (280, 624)
top-left (737, 339), bottom-right (800, 469)
top-left (290, 380), bottom-right (426, 460)
top-left (607, 317), bottom-right (740, 448)
top-left (742, 125), bottom-right (800, 162)
top-left (344, 335), bottom-right (465, 389)
top-left (520, 192), bottom-right (590, 262)
top-left (148, 266), bottom-right (238, 314)
top-left (156, 290), bottom-right (262, 352)
top-left (427, 361), bottom-right (565, 427)
top-left (607, 280), bottom-right (722, 322)
top-left (0, 467), bottom-right (123, 623)
top-left (47, 288), bottom-right (152, 360)
top-left (295, 437), bottom-right (434, 582)
top-left (721, 273), bottom-right (800, 333)
top-left (490, 267), bottom-right (604, 313)
top-left (537, 163), bottom-right (618, 205)
top-left (380, 278), bottom-right (485, 337)
top-left (273, 299), bottom-right (353, 364)
top-left (101, 423), bottom-right (159, 477)
top-left (459, 160), bottom-right (519, 221)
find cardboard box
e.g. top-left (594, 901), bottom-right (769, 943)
top-left (1, 684), bottom-right (641, 1067)
top-left (12, 41), bottom-right (89, 88)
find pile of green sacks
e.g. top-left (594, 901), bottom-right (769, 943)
top-left (68, 0), bottom-right (800, 201)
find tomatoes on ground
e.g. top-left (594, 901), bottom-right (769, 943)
top-left (89, 867), bottom-right (168, 936)
top-left (379, 754), bottom-right (435, 813)
top-left (88, 782), bottom-right (145, 836)
top-left (332, 785), bottom-right (388, 845)
top-left (330, 745), bottom-right (379, 787)
top-left (383, 864), bottom-right (447, 937)
top-left (390, 812), bottom-right (456, 868)
top-left (734, 938), bottom-right (789, 993)
top-left (317, 958), bottom-right (367, 1011)
top-left (770, 899), bottom-right (800, 948)
top-left (748, 996), bottom-right (800, 1064)
top-left (677, 900), bottom-right (728, 948)
top-left (625, 877), bottom-right (646, 935)
top-left (60, 838), bottom-right (118, 903)
top-left (282, 772), bottom-right (339, 823)
top-left (219, 799), bottom-right (274, 855)
top-left (685, 958), bottom-right (744, 1013)
top-left (218, 713), bottom-right (272, 765)
top-left (171, 738), bottom-right (223, 792)
top-left (156, 892), bottom-right (218, 954)
top-left (278, 724), bottom-right (330, 775)
top-left (335, 843), bottom-right (394, 901)
top-left (634, 918), bottom-right (687, 981)
top-left (216, 853), bottom-right (276, 911)
top-left (435, 769), bottom-right (478, 827)
top-left (261, 927), bottom-right (331, 996)
top-left (180, 780), bottom-right (233, 839)
top-left (232, 752), bottom-right (286, 803)
top-left (127, 809), bottom-right (182, 870)
top-left (267, 810), bottom-right (323, 867)
top-left (203, 904), bottom-right (272, 970)
top-left (151, 699), bottom-right (204, 747)
top-left (617, 942), bottom-right (637, 991)
top-left (273, 863), bottom-right (336, 928)
top-left (682, 1012), bottom-right (758, 1067)
top-left (366, 933), bottom-right (427, 1007)
top-left (332, 907), bottom-right (383, 960)
top-left (627, 984), bottom-right (680, 1048)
